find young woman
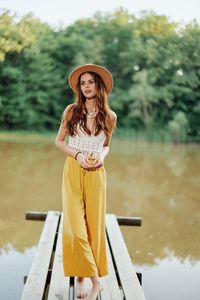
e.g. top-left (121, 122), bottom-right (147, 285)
top-left (55, 64), bottom-right (117, 300)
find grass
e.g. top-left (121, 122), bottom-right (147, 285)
top-left (113, 127), bottom-right (172, 142)
top-left (0, 128), bottom-right (196, 144)
top-left (0, 130), bottom-right (56, 144)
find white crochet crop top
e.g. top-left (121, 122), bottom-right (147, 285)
top-left (68, 124), bottom-right (106, 155)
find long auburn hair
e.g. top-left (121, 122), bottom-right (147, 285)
top-left (61, 71), bottom-right (113, 137)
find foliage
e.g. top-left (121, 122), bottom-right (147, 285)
top-left (167, 111), bottom-right (189, 143)
top-left (0, 8), bottom-right (200, 141)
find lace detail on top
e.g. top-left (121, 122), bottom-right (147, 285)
top-left (68, 124), bottom-right (106, 155)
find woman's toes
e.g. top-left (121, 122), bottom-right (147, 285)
top-left (80, 291), bottom-right (87, 298)
top-left (76, 282), bottom-right (87, 299)
top-left (77, 291), bottom-right (87, 299)
top-left (86, 285), bottom-right (103, 300)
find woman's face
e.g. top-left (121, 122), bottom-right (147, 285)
top-left (80, 73), bottom-right (97, 99)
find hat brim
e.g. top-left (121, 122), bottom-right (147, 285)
top-left (68, 64), bottom-right (114, 94)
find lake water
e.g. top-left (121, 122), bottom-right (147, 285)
top-left (0, 133), bottom-right (200, 300)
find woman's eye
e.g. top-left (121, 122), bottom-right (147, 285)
top-left (81, 80), bottom-right (94, 85)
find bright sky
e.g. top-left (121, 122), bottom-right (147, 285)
top-left (1, 0), bottom-right (200, 27)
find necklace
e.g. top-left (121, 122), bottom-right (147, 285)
top-left (86, 107), bottom-right (98, 118)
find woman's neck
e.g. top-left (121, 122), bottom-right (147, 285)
top-left (85, 98), bottom-right (97, 108)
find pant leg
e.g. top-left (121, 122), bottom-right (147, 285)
top-left (84, 165), bottom-right (108, 277)
top-left (62, 156), bottom-right (98, 277)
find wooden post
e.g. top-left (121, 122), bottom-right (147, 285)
top-left (25, 211), bottom-right (47, 221)
top-left (25, 211), bottom-right (142, 226)
top-left (117, 216), bottom-right (142, 226)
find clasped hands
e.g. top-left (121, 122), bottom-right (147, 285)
top-left (76, 152), bottom-right (103, 170)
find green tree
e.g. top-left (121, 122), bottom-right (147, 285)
top-left (0, 9), bottom-right (200, 141)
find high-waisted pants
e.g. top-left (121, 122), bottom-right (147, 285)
top-left (62, 156), bottom-right (108, 277)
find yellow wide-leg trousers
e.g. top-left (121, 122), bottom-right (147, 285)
top-left (62, 156), bottom-right (108, 277)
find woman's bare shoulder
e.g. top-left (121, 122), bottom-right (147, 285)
top-left (62, 103), bottom-right (76, 119)
top-left (63, 103), bottom-right (76, 114)
top-left (108, 109), bottom-right (117, 124)
top-left (60, 103), bottom-right (76, 127)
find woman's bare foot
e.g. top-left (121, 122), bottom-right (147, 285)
top-left (86, 282), bottom-right (103, 300)
top-left (76, 277), bottom-right (87, 299)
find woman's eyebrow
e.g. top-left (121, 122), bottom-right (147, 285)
top-left (80, 79), bottom-right (95, 83)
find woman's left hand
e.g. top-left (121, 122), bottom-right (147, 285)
top-left (85, 153), bottom-right (104, 170)
top-left (92, 155), bottom-right (104, 168)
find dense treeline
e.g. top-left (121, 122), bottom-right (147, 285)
top-left (0, 8), bottom-right (200, 141)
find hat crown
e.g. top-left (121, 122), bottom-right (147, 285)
top-left (68, 64), bottom-right (113, 94)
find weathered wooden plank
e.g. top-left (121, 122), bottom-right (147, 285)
top-left (48, 213), bottom-right (70, 300)
top-left (21, 211), bottom-right (60, 300)
top-left (100, 238), bottom-right (122, 300)
top-left (106, 214), bottom-right (146, 300)
top-left (23, 211), bottom-right (144, 300)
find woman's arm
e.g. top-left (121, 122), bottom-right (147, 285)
top-left (55, 104), bottom-right (77, 158)
top-left (90, 110), bottom-right (117, 168)
top-left (101, 110), bottom-right (117, 159)
top-left (55, 104), bottom-right (92, 169)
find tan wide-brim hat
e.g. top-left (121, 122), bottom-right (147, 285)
top-left (68, 64), bottom-right (114, 94)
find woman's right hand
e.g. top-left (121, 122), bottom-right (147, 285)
top-left (76, 152), bottom-right (91, 169)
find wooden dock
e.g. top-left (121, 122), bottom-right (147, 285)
top-left (21, 211), bottom-right (146, 300)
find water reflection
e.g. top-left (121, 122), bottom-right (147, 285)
top-left (135, 252), bottom-right (200, 300)
top-left (106, 141), bottom-right (200, 264)
top-left (0, 136), bottom-right (200, 299)
top-left (0, 141), bottom-right (63, 252)
top-left (0, 244), bottom-right (37, 300)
